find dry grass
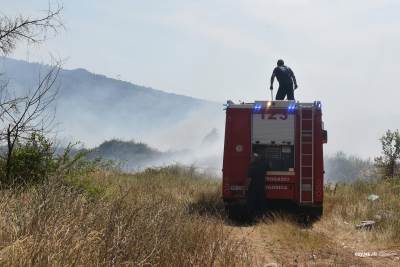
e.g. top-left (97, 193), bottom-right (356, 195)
top-left (322, 178), bottom-right (400, 248)
top-left (242, 178), bottom-right (400, 265)
top-left (246, 214), bottom-right (365, 266)
top-left (0, 163), bottom-right (399, 266)
top-left (0, 166), bottom-right (250, 266)
top-left (258, 215), bottom-right (326, 250)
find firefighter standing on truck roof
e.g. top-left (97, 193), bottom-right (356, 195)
top-left (270, 59), bottom-right (298, 100)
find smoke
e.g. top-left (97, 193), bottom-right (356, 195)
top-left (4, 57), bottom-right (383, 181)
top-left (134, 106), bottom-right (225, 175)
top-left (324, 152), bottom-right (376, 183)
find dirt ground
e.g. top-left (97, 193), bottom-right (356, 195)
top-left (225, 218), bottom-right (400, 266)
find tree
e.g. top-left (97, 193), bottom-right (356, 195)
top-left (0, 65), bottom-right (60, 183)
top-left (0, 5), bottom-right (63, 185)
top-left (375, 129), bottom-right (400, 178)
top-left (0, 5), bottom-right (62, 55)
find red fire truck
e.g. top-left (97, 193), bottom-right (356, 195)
top-left (222, 100), bottom-right (327, 217)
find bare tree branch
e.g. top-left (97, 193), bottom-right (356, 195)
top-left (0, 4), bottom-right (63, 55)
top-left (0, 59), bottom-right (61, 183)
top-left (0, 4), bottom-right (64, 185)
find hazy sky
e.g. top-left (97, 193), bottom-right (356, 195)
top-left (2, 0), bottom-right (400, 157)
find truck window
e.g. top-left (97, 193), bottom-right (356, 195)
top-left (251, 111), bottom-right (295, 172)
top-left (252, 144), bottom-right (294, 171)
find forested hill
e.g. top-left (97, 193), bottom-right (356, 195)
top-left (0, 57), bottom-right (223, 148)
top-left (84, 139), bottom-right (189, 171)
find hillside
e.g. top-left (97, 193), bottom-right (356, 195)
top-left (85, 139), bottom-right (189, 171)
top-left (0, 57), bottom-right (224, 149)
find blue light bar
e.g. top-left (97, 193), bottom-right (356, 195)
top-left (253, 103), bottom-right (262, 112)
top-left (314, 101), bottom-right (322, 110)
top-left (288, 103), bottom-right (296, 112)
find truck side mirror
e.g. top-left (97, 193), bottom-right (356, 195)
top-left (322, 130), bottom-right (328, 144)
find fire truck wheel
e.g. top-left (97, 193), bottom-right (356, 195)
top-left (310, 206), bottom-right (323, 219)
top-left (224, 203), bottom-right (247, 221)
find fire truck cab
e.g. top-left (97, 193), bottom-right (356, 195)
top-left (222, 100), bottom-right (327, 217)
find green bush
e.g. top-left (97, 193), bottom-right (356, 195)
top-left (0, 133), bottom-right (95, 187)
top-left (0, 133), bottom-right (56, 185)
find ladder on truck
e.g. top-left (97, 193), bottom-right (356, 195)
top-left (299, 106), bottom-right (314, 204)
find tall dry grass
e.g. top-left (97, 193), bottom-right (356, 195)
top-left (248, 179), bottom-right (400, 265)
top-left (1, 162), bottom-right (399, 266)
top-left (322, 178), bottom-right (400, 247)
top-left (0, 166), bottom-right (250, 266)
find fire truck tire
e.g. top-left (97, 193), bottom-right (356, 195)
top-left (224, 203), bottom-right (247, 220)
top-left (310, 206), bottom-right (323, 219)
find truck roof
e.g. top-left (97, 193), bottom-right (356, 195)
top-left (225, 100), bottom-right (321, 109)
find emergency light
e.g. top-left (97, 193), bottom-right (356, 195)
top-left (288, 103), bottom-right (296, 112)
top-left (253, 103), bottom-right (263, 112)
top-left (314, 101), bottom-right (322, 110)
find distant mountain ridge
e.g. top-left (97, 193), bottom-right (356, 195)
top-left (0, 57), bottom-right (223, 149)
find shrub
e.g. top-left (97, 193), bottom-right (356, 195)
top-left (0, 133), bottom-right (97, 187)
top-left (0, 133), bottom-right (56, 186)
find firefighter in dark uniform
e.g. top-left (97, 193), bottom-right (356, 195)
top-left (247, 153), bottom-right (269, 219)
top-left (270, 59), bottom-right (298, 100)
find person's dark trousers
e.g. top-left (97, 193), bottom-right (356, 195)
top-left (276, 84), bottom-right (294, 100)
top-left (246, 189), bottom-right (265, 219)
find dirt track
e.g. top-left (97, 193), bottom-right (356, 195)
top-left (225, 219), bottom-right (400, 266)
